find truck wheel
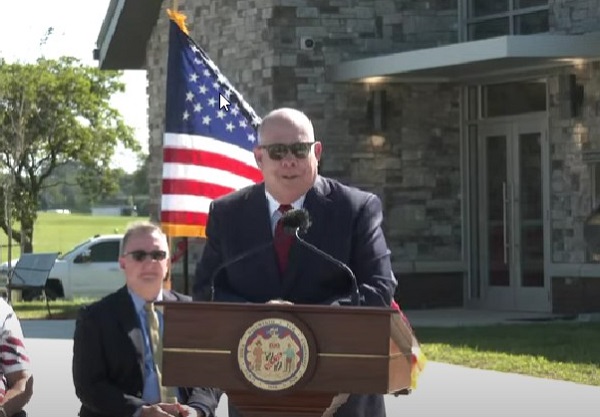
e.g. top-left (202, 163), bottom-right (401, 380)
top-left (22, 289), bottom-right (44, 301)
top-left (44, 280), bottom-right (64, 300)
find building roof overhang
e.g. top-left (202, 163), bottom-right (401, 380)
top-left (331, 33), bottom-right (600, 83)
top-left (95, 0), bottom-right (162, 70)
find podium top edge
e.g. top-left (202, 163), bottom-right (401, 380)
top-left (156, 300), bottom-right (397, 315)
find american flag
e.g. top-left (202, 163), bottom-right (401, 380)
top-left (161, 13), bottom-right (263, 237)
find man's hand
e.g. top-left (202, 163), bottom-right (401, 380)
top-left (158, 402), bottom-right (204, 417)
top-left (140, 404), bottom-right (176, 416)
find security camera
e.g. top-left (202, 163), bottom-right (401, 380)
top-left (300, 36), bottom-right (315, 50)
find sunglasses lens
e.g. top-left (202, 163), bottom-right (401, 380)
top-left (267, 144), bottom-right (288, 160)
top-left (264, 143), bottom-right (313, 160)
top-left (128, 250), bottom-right (167, 261)
top-left (290, 143), bottom-right (311, 158)
top-left (151, 251), bottom-right (167, 261)
top-left (130, 251), bottom-right (147, 262)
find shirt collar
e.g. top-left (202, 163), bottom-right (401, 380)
top-left (128, 288), bottom-right (164, 314)
top-left (265, 190), bottom-right (306, 219)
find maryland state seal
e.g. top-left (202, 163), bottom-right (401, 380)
top-left (237, 318), bottom-right (310, 391)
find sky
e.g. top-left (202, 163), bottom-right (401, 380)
top-left (0, 0), bottom-right (148, 173)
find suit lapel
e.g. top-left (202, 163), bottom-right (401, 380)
top-left (115, 286), bottom-right (146, 379)
top-left (282, 176), bottom-right (332, 295)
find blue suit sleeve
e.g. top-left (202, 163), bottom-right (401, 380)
top-left (350, 193), bottom-right (397, 306)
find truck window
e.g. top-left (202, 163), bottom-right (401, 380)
top-left (89, 241), bottom-right (121, 263)
top-left (59, 239), bottom-right (93, 260)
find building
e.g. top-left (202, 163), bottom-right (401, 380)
top-left (96, 0), bottom-right (600, 314)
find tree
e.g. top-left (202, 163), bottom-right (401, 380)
top-left (132, 154), bottom-right (150, 196)
top-left (0, 57), bottom-right (141, 252)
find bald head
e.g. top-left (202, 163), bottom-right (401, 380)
top-left (258, 108), bottom-right (315, 144)
top-left (253, 107), bottom-right (322, 204)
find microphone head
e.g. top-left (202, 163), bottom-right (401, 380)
top-left (282, 208), bottom-right (311, 235)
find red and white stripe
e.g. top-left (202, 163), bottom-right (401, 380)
top-left (161, 133), bottom-right (263, 237)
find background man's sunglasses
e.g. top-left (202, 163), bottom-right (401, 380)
top-left (124, 250), bottom-right (168, 262)
top-left (258, 142), bottom-right (315, 160)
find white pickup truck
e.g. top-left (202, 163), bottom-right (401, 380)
top-left (0, 234), bottom-right (125, 300)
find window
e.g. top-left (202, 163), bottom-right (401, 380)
top-left (482, 80), bottom-right (547, 117)
top-left (89, 241), bottom-right (121, 263)
top-left (465, 0), bottom-right (549, 41)
top-left (466, 80), bottom-right (547, 120)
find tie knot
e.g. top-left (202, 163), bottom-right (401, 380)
top-left (278, 204), bottom-right (292, 214)
top-left (144, 302), bottom-right (155, 313)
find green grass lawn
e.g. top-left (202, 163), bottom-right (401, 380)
top-left (13, 298), bottom-right (95, 320)
top-left (414, 322), bottom-right (600, 386)
top-left (0, 212), bottom-right (139, 261)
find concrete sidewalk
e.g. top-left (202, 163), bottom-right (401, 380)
top-left (404, 307), bottom-right (575, 327)
top-left (20, 315), bottom-right (599, 416)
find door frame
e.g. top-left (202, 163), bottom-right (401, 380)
top-left (476, 115), bottom-right (551, 312)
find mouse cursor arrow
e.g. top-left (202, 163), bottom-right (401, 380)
top-left (219, 94), bottom-right (230, 111)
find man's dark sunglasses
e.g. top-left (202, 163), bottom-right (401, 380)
top-left (124, 250), bottom-right (168, 262)
top-left (258, 142), bottom-right (315, 160)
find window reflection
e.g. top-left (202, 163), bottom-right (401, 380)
top-left (483, 81), bottom-right (547, 117)
top-left (468, 18), bottom-right (509, 40)
top-left (516, 11), bottom-right (549, 34)
top-left (470, 0), bottom-right (508, 17)
top-left (466, 0), bottom-right (548, 40)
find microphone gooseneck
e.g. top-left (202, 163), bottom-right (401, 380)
top-left (208, 241), bottom-right (273, 301)
top-left (283, 209), bottom-right (361, 306)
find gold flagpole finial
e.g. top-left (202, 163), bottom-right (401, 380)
top-left (167, 8), bottom-right (189, 35)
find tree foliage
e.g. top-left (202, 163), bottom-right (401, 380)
top-left (0, 57), bottom-right (141, 252)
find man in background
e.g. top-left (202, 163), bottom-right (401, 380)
top-left (194, 107), bottom-right (397, 417)
top-left (73, 221), bottom-right (220, 417)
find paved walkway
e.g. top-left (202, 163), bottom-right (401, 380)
top-left (20, 312), bottom-right (600, 416)
top-left (404, 307), bottom-right (576, 327)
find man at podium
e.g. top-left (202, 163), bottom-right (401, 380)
top-left (194, 108), bottom-right (397, 417)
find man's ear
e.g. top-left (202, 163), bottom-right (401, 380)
top-left (314, 141), bottom-right (323, 161)
top-left (119, 257), bottom-right (126, 270)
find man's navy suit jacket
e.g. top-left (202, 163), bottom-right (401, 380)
top-left (72, 286), bottom-right (220, 417)
top-left (194, 176), bottom-right (397, 417)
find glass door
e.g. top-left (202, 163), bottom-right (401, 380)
top-left (479, 120), bottom-right (549, 311)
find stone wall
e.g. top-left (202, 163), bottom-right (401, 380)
top-left (144, 0), bottom-right (461, 272)
top-left (550, 0), bottom-right (600, 33)
top-left (548, 63), bottom-right (600, 263)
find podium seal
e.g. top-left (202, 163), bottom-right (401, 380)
top-left (237, 318), bottom-right (310, 391)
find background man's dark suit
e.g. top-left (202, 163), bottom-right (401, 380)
top-left (194, 175), bottom-right (397, 417)
top-left (73, 286), bottom-right (220, 417)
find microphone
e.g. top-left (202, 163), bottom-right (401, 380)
top-left (281, 209), bottom-right (361, 306)
top-left (208, 241), bottom-right (273, 301)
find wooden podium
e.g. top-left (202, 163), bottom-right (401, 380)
top-left (160, 302), bottom-right (414, 417)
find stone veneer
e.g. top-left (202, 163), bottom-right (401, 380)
top-left (548, 63), bottom-right (600, 263)
top-left (143, 0), bottom-right (600, 311)
top-left (145, 0), bottom-right (461, 274)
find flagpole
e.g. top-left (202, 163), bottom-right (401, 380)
top-left (163, 0), bottom-right (179, 293)
top-left (182, 237), bottom-right (189, 294)
top-left (169, 0), bottom-right (188, 294)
